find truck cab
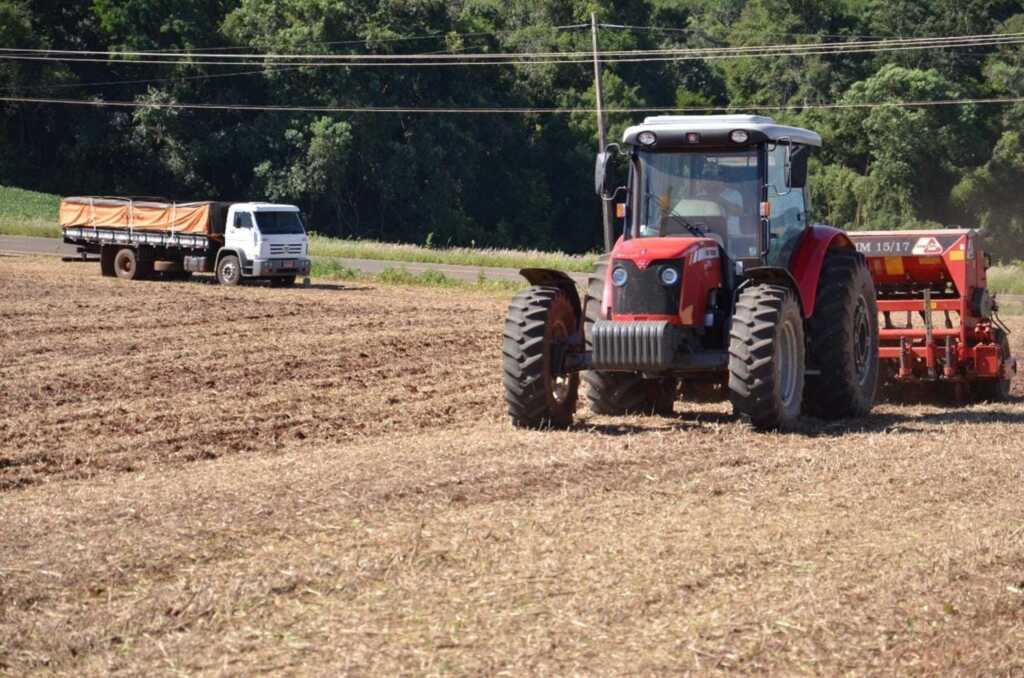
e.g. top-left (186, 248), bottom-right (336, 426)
top-left (218, 203), bottom-right (312, 286)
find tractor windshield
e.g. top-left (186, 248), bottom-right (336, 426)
top-left (636, 149), bottom-right (760, 258)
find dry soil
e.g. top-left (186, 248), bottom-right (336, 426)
top-left (2, 256), bottom-right (1023, 675)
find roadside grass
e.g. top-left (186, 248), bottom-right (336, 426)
top-left (0, 186), bottom-right (61, 238)
top-left (311, 259), bottom-right (522, 293)
top-left (307, 233), bottom-right (596, 272)
top-left (0, 219), bottom-right (61, 238)
top-left (988, 265), bottom-right (1024, 295)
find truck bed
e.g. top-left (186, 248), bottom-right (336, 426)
top-left (59, 197), bottom-right (229, 236)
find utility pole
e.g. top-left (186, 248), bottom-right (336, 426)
top-left (591, 12), bottom-right (613, 252)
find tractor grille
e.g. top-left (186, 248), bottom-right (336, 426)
top-left (611, 259), bottom-right (682, 316)
top-left (592, 320), bottom-right (681, 370)
top-left (270, 243), bottom-right (304, 256)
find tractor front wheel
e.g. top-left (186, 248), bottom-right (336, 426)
top-left (502, 286), bottom-right (580, 428)
top-left (804, 249), bottom-right (879, 419)
top-left (729, 283), bottom-right (805, 430)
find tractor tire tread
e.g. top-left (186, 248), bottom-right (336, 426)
top-left (502, 286), bottom-right (578, 428)
top-left (729, 283), bottom-right (801, 429)
top-left (804, 249), bottom-right (879, 419)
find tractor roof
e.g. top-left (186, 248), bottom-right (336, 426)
top-left (623, 115), bottom-right (822, 148)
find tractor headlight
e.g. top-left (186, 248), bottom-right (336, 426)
top-left (637, 131), bottom-right (657, 147)
top-left (730, 130), bottom-right (750, 144)
top-left (612, 266), bottom-right (629, 287)
top-left (659, 266), bottom-right (680, 286)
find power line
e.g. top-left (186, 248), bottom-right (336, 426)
top-left (2, 30), bottom-right (1021, 63)
top-left (599, 23), bottom-right (887, 40)
top-left (2, 34), bottom-right (1023, 71)
top-left (2, 94), bottom-right (1022, 115)
top-left (8, 67), bottom-right (301, 92)
top-left (149, 23), bottom-right (591, 53)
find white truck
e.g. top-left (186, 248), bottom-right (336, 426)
top-left (60, 197), bottom-right (312, 286)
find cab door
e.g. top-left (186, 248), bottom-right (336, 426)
top-left (765, 143), bottom-right (809, 267)
top-left (225, 207), bottom-right (257, 259)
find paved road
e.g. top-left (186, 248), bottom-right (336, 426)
top-left (0, 234), bottom-right (589, 286)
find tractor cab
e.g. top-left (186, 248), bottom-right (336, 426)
top-left (598, 115), bottom-right (820, 278)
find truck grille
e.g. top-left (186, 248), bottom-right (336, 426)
top-left (270, 243), bottom-right (304, 256)
top-left (611, 260), bottom-right (682, 316)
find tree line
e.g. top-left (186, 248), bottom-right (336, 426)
top-left (2, 0), bottom-right (1024, 260)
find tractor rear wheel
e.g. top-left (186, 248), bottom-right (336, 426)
top-left (729, 283), bottom-right (805, 430)
top-left (973, 330), bottom-right (1013, 402)
top-left (502, 286), bottom-right (580, 428)
top-left (581, 255), bottom-right (677, 416)
top-left (803, 249), bottom-right (879, 419)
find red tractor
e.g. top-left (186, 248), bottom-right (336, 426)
top-left (848, 229), bottom-right (1015, 401)
top-left (502, 115), bottom-right (880, 430)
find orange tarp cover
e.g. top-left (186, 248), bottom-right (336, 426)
top-left (59, 198), bottom-right (214, 235)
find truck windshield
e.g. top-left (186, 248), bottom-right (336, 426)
top-left (256, 211), bottom-right (306, 235)
top-left (637, 149), bottom-right (761, 258)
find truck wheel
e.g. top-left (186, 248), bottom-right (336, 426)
top-left (113, 248), bottom-right (145, 281)
top-left (502, 286), bottom-right (580, 429)
top-left (729, 283), bottom-right (805, 430)
top-left (100, 247), bottom-right (116, 277)
top-left (217, 255), bottom-right (241, 286)
top-left (973, 330), bottom-right (1013, 402)
top-left (803, 250), bottom-right (879, 419)
top-left (581, 255), bottom-right (678, 416)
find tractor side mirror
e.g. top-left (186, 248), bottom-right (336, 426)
top-left (595, 144), bottom-right (621, 198)
top-left (789, 145), bottom-right (810, 189)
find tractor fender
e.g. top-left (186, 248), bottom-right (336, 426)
top-left (520, 268), bottom-right (584, 327)
top-left (787, 225), bottom-right (856, 318)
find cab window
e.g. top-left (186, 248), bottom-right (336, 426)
top-left (766, 144), bottom-right (807, 266)
top-left (635, 149), bottom-right (760, 258)
top-left (234, 211), bottom-right (254, 229)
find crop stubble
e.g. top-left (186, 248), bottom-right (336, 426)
top-left (1, 256), bottom-right (1023, 675)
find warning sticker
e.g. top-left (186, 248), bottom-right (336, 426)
top-left (911, 237), bottom-right (945, 256)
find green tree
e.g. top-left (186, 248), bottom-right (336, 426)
top-left (953, 131), bottom-right (1024, 261)
top-left (809, 64), bottom-right (984, 228)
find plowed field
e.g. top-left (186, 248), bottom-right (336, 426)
top-left (2, 256), bottom-right (1023, 675)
